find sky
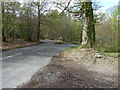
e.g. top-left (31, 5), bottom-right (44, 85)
top-left (13, 0), bottom-right (119, 13)
top-left (100, 0), bottom-right (119, 12)
top-left (50, 0), bottom-right (119, 13)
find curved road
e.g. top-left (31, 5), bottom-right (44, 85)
top-left (1, 40), bottom-right (77, 88)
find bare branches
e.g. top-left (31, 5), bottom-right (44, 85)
top-left (68, 10), bottom-right (82, 14)
top-left (58, 0), bottom-right (72, 15)
top-left (41, 3), bottom-right (54, 15)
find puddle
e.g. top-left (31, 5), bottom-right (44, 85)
top-left (44, 72), bottom-right (61, 83)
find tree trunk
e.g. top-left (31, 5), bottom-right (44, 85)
top-left (81, 0), bottom-right (95, 47)
top-left (81, 12), bottom-right (88, 45)
top-left (37, 1), bottom-right (40, 41)
top-left (26, 5), bottom-right (32, 41)
top-left (2, 28), bottom-right (6, 42)
top-left (2, 2), bottom-right (7, 42)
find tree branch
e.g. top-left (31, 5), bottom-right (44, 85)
top-left (59, 0), bottom-right (72, 15)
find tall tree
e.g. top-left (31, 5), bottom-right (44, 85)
top-left (81, 0), bottom-right (95, 47)
top-left (2, 2), bottom-right (6, 42)
top-left (37, 1), bottom-right (40, 41)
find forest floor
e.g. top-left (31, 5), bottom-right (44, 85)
top-left (1, 39), bottom-right (41, 51)
top-left (17, 47), bottom-right (118, 88)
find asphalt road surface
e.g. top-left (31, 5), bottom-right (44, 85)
top-left (1, 40), bottom-right (77, 88)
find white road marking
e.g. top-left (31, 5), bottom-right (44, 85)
top-left (25, 51), bottom-right (30, 53)
top-left (0, 53), bottom-right (22, 61)
top-left (14, 53), bottom-right (22, 56)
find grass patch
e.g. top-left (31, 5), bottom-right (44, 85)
top-left (93, 46), bottom-right (119, 58)
top-left (63, 46), bottom-right (80, 53)
top-left (71, 41), bottom-right (80, 44)
top-left (94, 45), bottom-right (119, 52)
top-left (54, 42), bottom-right (64, 44)
top-left (102, 52), bottom-right (119, 58)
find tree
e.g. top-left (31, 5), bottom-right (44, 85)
top-left (37, 1), bottom-right (40, 41)
top-left (81, 0), bottom-right (95, 47)
top-left (2, 2), bottom-right (6, 42)
top-left (57, 0), bottom-right (99, 46)
top-left (2, 2), bottom-right (21, 42)
top-left (39, 9), bottom-right (82, 42)
top-left (95, 6), bottom-right (118, 51)
top-left (33, 0), bottom-right (54, 40)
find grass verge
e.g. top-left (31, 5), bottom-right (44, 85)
top-left (54, 42), bottom-right (64, 44)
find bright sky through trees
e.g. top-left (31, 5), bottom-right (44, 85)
top-left (100, 0), bottom-right (119, 12)
top-left (17, 0), bottom-right (119, 13)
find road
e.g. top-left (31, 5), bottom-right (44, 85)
top-left (1, 40), bottom-right (77, 88)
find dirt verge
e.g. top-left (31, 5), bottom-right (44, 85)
top-left (17, 48), bottom-right (118, 88)
top-left (1, 40), bottom-right (41, 51)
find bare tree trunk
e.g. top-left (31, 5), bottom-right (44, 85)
top-left (37, 1), bottom-right (40, 41)
top-left (81, 12), bottom-right (88, 45)
top-left (81, 0), bottom-right (95, 47)
top-left (2, 28), bottom-right (6, 42)
top-left (2, 2), bottom-right (7, 42)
